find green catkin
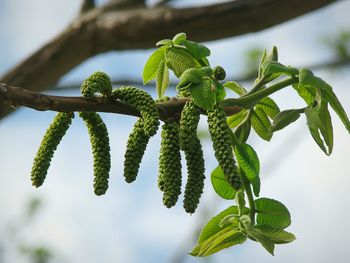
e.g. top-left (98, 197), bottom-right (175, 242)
top-left (207, 104), bottom-right (241, 190)
top-left (179, 100), bottom-right (206, 213)
top-left (79, 111), bottom-right (111, 196)
top-left (123, 118), bottom-right (150, 183)
top-left (183, 140), bottom-right (205, 213)
top-left (159, 120), bottom-right (182, 208)
top-left (81, 71), bottom-right (112, 97)
top-left (31, 112), bottom-right (74, 187)
top-left (113, 86), bottom-right (160, 137)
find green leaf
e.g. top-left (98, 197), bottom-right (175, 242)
top-left (270, 109), bottom-right (301, 132)
top-left (255, 198), bottom-right (291, 229)
top-left (176, 68), bottom-right (203, 91)
top-left (190, 78), bottom-right (215, 111)
top-left (172, 32), bottom-right (186, 45)
top-left (295, 68), bottom-right (322, 106)
top-left (215, 82), bottom-right (226, 102)
top-left (247, 228), bottom-right (275, 255)
top-left (254, 224), bottom-right (296, 244)
top-left (156, 39), bottom-right (172, 47)
top-left (265, 46), bottom-right (278, 62)
top-left (227, 110), bottom-right (249, 129)
top-left (256, 97), bottom-right (280, 119)
top-left (200, 229), bottom-right (246, 256)
top-left (258, 49), bottom-right (267, 80)
top-left (324, 83), bottom-right (350, 133)
top-left (305, 103), bottom-right (333, 155)
top-left (211, 166), bottom-right (236, 200)
top-left (293, 83), bottom-right (316, 106)
top-left (224, 81), bottom-right (247, 96)
top-left (142, 46), bottom-right (167, 84)
top-left (251, 108), bottom-right (272, 141)
top-left (235, 120), bottom-right (251, 144)
top-left (191, 228), bottom-right (246, 257)
top-left (183, 40), bottom-right (211, 59)
top-left (219, 215), bottom-right (238, 228)
top-left (262, 61), bottom-right (298, 77)
top-left (234, 143), bottom-right (260, 196)
top-left (155, 59), bottom-right (169, 98)
top-left (165, 47), bottom-right (199, 78)
top-left (198, 206), bottom-right (242, 243)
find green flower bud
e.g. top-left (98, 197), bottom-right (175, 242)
top-left (79, 111), bottom-right (111, 196)
top-left (31, 112), bottom-right (74, 188)
top-left (158, 120), bottom-right (182, 208)
top-left (123, 118), bottom-right (150, 183)
top-left (213, 66), bottom-right (226, 81)
top-left (81, 71), bottom-right (112, 97)
top-left (113, 86), bottom-right (160, 137)
top-left (207, 104), bottom-right (241, 190)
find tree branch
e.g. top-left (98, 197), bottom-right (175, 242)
top-left (0, 0), bottom-right (338, 119)
top-left (0, 83), bottom-right (242, 120)
top-left (80, 0), bottom-right (95, 13)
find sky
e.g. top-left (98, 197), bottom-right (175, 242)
top-left (0, 1), bottom-right (350, 263)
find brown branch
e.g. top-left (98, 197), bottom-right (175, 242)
top-left (0, 0), bottom-right (338, 119)
top-left (80, 0), bottom-right (95, 13)
top-left (0, 83), bottom-right (242, 120)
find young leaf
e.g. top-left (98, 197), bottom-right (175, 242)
top-left (172, 32), bottom-right (186, 45)
top-left (166, 47), bottom-right (199, 77)
top-left (191, 227), bottom-right (246, 257)
top-left (211, 166), bottom-right (236, 200)
top-left (256, 97), bottom-right (280, 119)
top-left (200, 229), bottom-right (247, 257)
top-left (293, 83), bottom-right (316, 106)
top-left (156, 39), bottom-right (172, 47)
top-left (324, 83), bottom-right (350, 133)
top-left (265, 46), bottom-right (278, 62)
top-left (156, 59), bottom-right (169, 98)
top-left (247, 228), bottom-right (275, 255)
top-left (176, 68), bottom-right (203, 91)
top-left (270, 109), bottom-right (301, 132)
top-left (190, 78), bottom-right (215, 111)
top-left (258, 49), bottom-right (267, 80)
top-left (251, 108), bottom-right (272, 141)
top-left (215, 82), bottom-right (226, 102)
top-left (227, 110), bottom-right (249, 129)
top-left (255, 198), bottom-right (291, 229)
top-left (219, 215), bottom-right (238, 228)
top-left (254, 224), bottom-right (296, 244)
top-left (234, 143), bottom-right (260, 196)
top-left (183, 40), bottom-right (211, 59)
top-left (295, 68), bottom-right (322, 105)
top-left (224, 81), bottom-right (247, 96)
top-left (197, 206), bottom-right (242, 243)
top-left (305, 103), bottom-right (333, 155)
top-left (235, 120), bottom-right (251, 144)
top-left (262, 61), bottom-right (298, 77)
top-left (142, 46), bottom-right (167, 84)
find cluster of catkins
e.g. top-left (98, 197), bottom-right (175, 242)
top-left (31, 71), bottom-right (240, 214)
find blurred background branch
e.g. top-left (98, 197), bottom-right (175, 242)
top-left (0, 0), bottom-right (338, 120)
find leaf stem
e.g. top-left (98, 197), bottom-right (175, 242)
top-left (220, 76), bottom-right (298, 108)
top-left (240, 169), bottom-right (256, 225)
top-left (245, 75), bottom-right (267, 95)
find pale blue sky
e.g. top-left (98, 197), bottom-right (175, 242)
top-left (0, 1), bottom-right (350, 263)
